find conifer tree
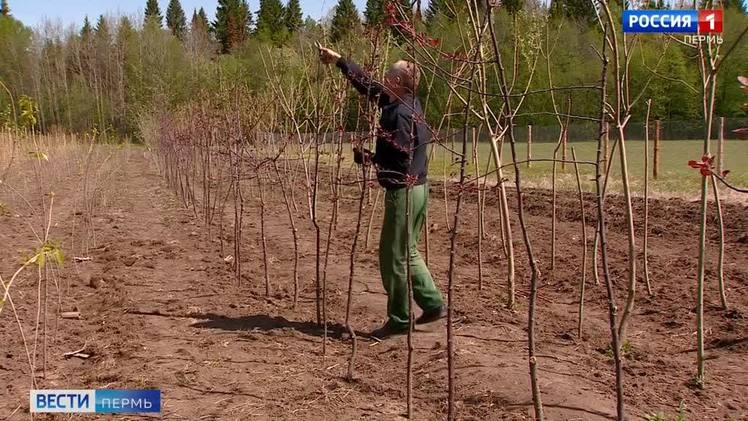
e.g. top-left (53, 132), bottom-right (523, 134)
top-left (81, 15), bottom-right (93, 40)
top-left (364, 0), bottom-right (383, 26)
top-left (166, 0), bottom-right (187, 39)
top-left (214, 0), bottom-right (252, 53)
top-left (95, 15), bottom-right (110, 39)
top-left (330, 0), bottom-right (361, 43)
top-left (191, 8), bottom-right (210, 32)
top-left (255, 0), bottom-right (286, 42)
top-left (118, 16), bottom-right (134, 38)
top-left (79, 16), bottom-right (93, 74)
top-left (145, 0), bottom-right (163, 26)
top-left (197, 7), bottom-right (210, 28)
top-left (188, 7), bottom-right (214, 55)
top-left (285, 0), bottom-right (303, 33)
top-left (425, 0), bottom-right (472, 21)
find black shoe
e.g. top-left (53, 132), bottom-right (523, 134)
top-left (369, 321), bottom-right (408, 340)
top-left (416, 305), bottom-right (447, 325)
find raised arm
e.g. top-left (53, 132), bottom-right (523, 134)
top-left (335, 58), bottom-right (388, 105)
top-left (317, 45), bottom-right (389, 107)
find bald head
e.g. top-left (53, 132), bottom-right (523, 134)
top-left (386, 60), bottom-right (420, 94)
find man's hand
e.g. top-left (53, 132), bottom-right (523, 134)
top-left (317, 43), bottom-right (341, 65)
top-left (353, 147), bottom-right (373, 165)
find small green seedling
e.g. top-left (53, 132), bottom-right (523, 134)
top-left (1, 241), bottom-right (65, 314)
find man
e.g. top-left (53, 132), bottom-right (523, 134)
top-left (318, 46), bottom-right (446, 339)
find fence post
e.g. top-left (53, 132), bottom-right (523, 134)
top-left (653, 120), bottom-right (661, 180)
top-left (718, 116), bottom-right (725, 174)
top-left (527, 124), bottom-right (532, 168)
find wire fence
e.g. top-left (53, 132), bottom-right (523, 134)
top-left (479, 117), bottom-right (748, 143)
top-left (278, 117), bottom-right (748, 145)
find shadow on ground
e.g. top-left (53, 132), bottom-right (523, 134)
top-left (190, 313), bottom-right (368, 340)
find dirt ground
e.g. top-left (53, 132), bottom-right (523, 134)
top-left (1, 146), bottom-right (746, 420)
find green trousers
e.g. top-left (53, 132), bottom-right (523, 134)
top-left (379, 183), bottom-right (444, 327)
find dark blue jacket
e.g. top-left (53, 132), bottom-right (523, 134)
top-left (336, 58), bottom-right (429, 190)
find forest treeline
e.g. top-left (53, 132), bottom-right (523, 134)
top-left (0, 0), bottom-right (746, 140)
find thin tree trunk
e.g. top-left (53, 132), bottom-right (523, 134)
top-left (643, 100), bottom-right (653, 296)
top-left (594, 22), bottom-right (625, 420)
top-left (447, 91), bottom-right (473, 421)
top-left (344, 162), bottom-right (369, 380)
top-left (405, 183), bottom-right (414, 419)
top-left (615, 122), bottom-right (639, 343)
top-left (473, 127), bottom-right (484, 290)
top-left (653, 120), bottom-right (661, 180)
top-left (272, 160), bottom-right (299, 307)
top-left (695, 167), bottom-right (708, 386)
top-left (258, 170), bottom-right (270, 296)
top-left (313, 134), bottom-right (322, 332)
top-left (572, 148), bottom-right (588, 339)
top-left (717, 116), bottom-right (725, 175)
top-left (487, 9), bottom-right (543, 419)
top-left (694, 61), bottom-right (719, 384)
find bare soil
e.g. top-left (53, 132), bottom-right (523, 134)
top-left (1, 148), bottom-right (746, 420)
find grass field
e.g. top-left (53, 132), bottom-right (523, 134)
top-left (317, 138), bottom-right (746, 197)
top-left (414, 139), bottom-right (747, 197)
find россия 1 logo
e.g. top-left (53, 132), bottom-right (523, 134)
top-left (623, 9), bottom-right (723, 34)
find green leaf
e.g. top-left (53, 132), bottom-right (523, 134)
top-left (30, 241), bottom-right (65, 268)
